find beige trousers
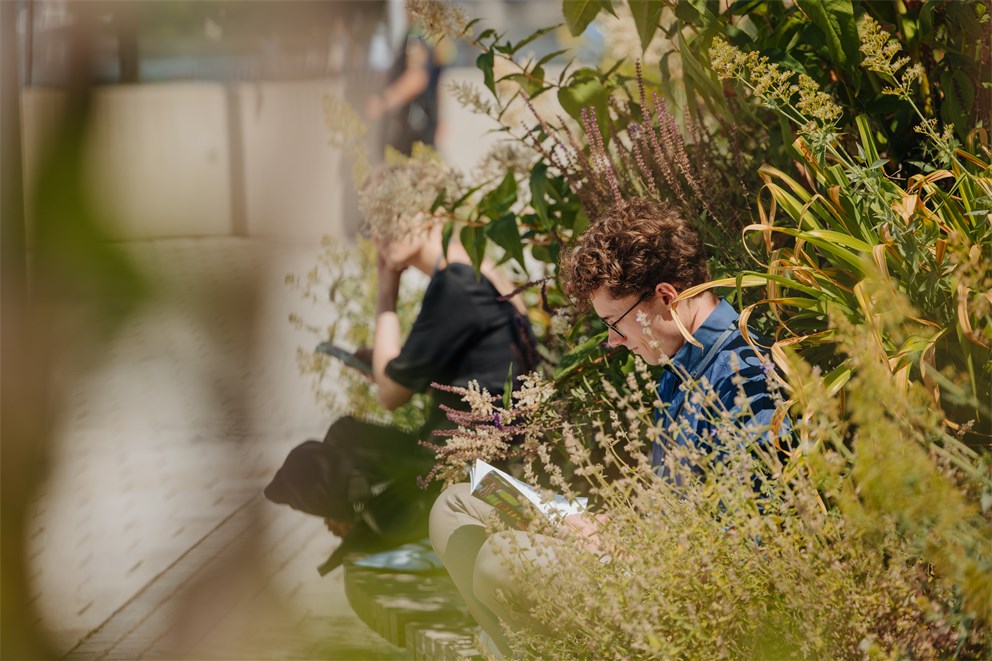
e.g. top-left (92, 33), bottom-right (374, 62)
top-left (429, 483), bottom-right (556, 658)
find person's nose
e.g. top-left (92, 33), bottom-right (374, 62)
top-left (605, 327), bottom-right (625, 348)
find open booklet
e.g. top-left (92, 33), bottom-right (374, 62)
top-left (469, 459), bottom-right (587, 530)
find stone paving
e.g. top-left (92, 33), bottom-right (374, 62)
top-left (26, 237), bottom-right (408, 660)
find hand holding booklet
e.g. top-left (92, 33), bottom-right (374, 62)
top-left (469, 459), bottom-right (587, 530)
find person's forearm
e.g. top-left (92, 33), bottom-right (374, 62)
top-left (379, 66), bottom-right (429, 111)
top-left (372, 287), bottom-right (412, 409)
top-left (373, 309), bottom-right (402, 379)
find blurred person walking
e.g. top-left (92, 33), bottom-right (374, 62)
top-left (366, 12), bottom-right (448, 154)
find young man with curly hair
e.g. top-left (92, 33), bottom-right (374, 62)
top-left (429, 198), bottom-right (787, 657)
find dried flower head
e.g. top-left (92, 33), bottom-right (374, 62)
top-left (474, 142), bottom-right (536, 182)
top-left (358, 145), bottom-right (461, 241)
top-left (858, 16), bottom-right (925, 101)
top-left (858, 16), bottom-right (910, 80)
top-left (550, 308), bottom-right (574, 337)
top-left (322, 94), bottom-right (372, 185)
top-left (448, 80), bottom-right (494, 116)
top-left (322, 95), bottom-right (367, 148)
top-left (710, 38), bottom-right (843, 134)
top-left (406, 0), bottom-right (468, 42)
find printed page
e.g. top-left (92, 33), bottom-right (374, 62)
top-left (470, 459), bottom-right (586, 528)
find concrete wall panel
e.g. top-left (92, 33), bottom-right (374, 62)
top-left (84, 84), bottom-right (232, 238)
top-left (237, 79), bottom-right (347, 239)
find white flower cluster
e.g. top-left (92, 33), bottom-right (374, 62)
top-left (550, 308), bottom-right (574, 337)
top-left (512, 371), bottom-right (555, 413)
top-left (474, 142), bottom-right (537, 182)
top-left (357, 146), bottom-right (462, 241)
top-left (460, 380), bottom-right (495, 416)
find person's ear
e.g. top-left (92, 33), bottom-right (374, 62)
top-left (654, 282), bottom-right (678, 307)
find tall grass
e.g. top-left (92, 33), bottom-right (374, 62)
top-left (475, 290), bottom-right (992, 659)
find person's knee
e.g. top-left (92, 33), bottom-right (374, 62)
top-left (429, 483), bottom-right (470, 553)
top-left (322, 415), bottom-right (358, 446)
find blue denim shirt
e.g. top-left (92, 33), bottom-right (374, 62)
top-left (652, 298), bottom-right (786, 470)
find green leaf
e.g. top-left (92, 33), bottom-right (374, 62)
top-left (536, 48), bottom-right (570, 67)
top-left (855, 115), bottom-right (880, 166)
top-left (674, 0), bottom-right (701, 24)
top-left (460, 225), bottom-right (487, 273)
top-left (531, 244), bottom-right (553, 263)
top-left (509, 25), bottom-right (561, 55)
top-left (940, 69), bottom-right (976, 131)
top-left (554, 331), bottom-right (609, 380)
top-left (795, 0), bottom-right (861, 71)
top-left (563, 0), bottom-right (604, 36)
top-left (480, 172), bottom-right (518, 218)
top-left (628, 0), bottom-right (664, 52)
top-left (557, 77), bottom-right (610, 137)
top-left (502, 70), bottom-right (546, 98)
top-left (677, 32), bottom-right (724, 103)
top-left (487, 213), bottom-right (527, 272)
top-left (477, 50), bottom-right (496, 96)
top-left (441, 220), bottom-right (454, 262)
top-left (503, 365), bottom-right (514, 410)
top-left (530, 162), bottom-right (550, 224)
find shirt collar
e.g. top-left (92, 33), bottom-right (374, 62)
top-left (667, 298), bottom-right (739, 373)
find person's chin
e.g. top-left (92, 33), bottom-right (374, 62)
top-left (636, 348), bottom-right (667, 365)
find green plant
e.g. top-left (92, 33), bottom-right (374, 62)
top-left (706, 22), bottom-right (991, 437)
top-left (387, 1), bottom-right (992, 656)
top-left (483, 294), bottom-right (992, 659)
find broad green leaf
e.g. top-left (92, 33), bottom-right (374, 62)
top-left (855, 115), bottom-right (880, 166)
top-left (480, 172), bottom-right (518, 218)
top-left (940, 69), bottom-right (977, 132)
top-left (441, 219), bottom-right (454, 261)
top-left (531, 244), bottom-right (553, 263)
top-left (763, 226), bottom-right (871, 271)
top-left (677, 32), bottom-right (724, 103)
top-left (563, 0), bottom-right (604, 36)
top-left (477, 50), bottom-right (496, 96)
top-left (762, 183), bottom-right (825, 231)
top-left (629, 0), bottom-right (664, 53)
top-left (795, 0), bottom-right (861, 72)
top-left (674, 0), bottom-right (702, 24)
top-left (555, 331), bottom-right (609, 380)
top-left (557, 77), bottom-right (610, 137)
top-left (486, 213), bottom-right (527, 272)
top-left (502, 69), bottom-right (546, 98)
top-left (530, 163), bottom-right (549, 224)
top-left (460, 225), bottom-right (487, 273)
top-left (803, 229), bottom-right (873, 253)
top-left (823, 364), bottom-right (852, 395)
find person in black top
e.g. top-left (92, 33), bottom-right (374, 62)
top-left (265, 214), bottom-right (536, 574)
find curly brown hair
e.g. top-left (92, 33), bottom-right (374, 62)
top-left (559, 198), bottom-right (710, 308)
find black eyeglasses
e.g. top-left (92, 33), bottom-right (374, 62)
top-left (602, 291), bottom-right (653, 340)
